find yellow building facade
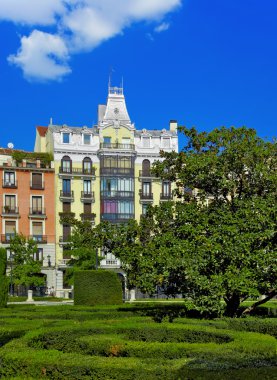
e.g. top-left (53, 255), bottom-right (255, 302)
top-left (35, 85), bottom-right (178, 292)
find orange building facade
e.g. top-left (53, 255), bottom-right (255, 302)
top-left (0, 149), bottom-right (56, 290)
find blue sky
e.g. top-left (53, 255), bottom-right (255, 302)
top-left (0, 0), bottom-right (276, 152)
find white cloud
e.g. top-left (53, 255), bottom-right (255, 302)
top-left (154, 22), bottom-right (170, 33)
top-left (8, 30), bottom-right (71, 81)
top-left (2, 0), bottom-right (182, 81)
top-left (0, 0), bottom-right (65, 25)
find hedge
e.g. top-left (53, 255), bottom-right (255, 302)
top-left (74, 270), bottom-right (123, 306)
top-left (0, 248), bottom-right (8, 308)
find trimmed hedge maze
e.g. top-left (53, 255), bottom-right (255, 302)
top-left (0, 304), bottom-right (276, 379)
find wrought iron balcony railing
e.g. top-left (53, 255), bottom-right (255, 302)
top-left (101, 190), bottom-right (134, 199)
top-left (29, 208), bottom-right (46, 216)
top-left (1, 233), bottom-right (15, 243)
top-left (2, 180), bottom-right (17, 188)
top-left (29, 235), bottom-right (47, 243)
top-left (2, 207), bottom-right (19, 215)
top-left (100, 142), bottom-right (135, 150)
top-left (139, 192), bottom-right (153, 200)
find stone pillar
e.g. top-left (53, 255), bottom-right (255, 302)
top-left (27, 290), bottom-right (34, 302)
top-left (130, 289), bottom-right (136, 302)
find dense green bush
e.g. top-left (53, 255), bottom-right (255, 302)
top-left (74, 270), bottom-right (123, 306)
top-left (0, 248), bottom-right (8, 308)
top-left (0, 304), bottom-right (276, 379)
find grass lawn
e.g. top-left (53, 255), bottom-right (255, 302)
top-left (0, 303), bottom-right (276, 379)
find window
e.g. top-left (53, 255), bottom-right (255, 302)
top-left (162, 181), bottom-right (171, 196)
top-left (32, 173), bottom-right (43, 189)
top-left (63, 202), bottom-right (71, 213)
top-left (4, 195), bottom-right (16, 212)
top-left (61, 156), bottom-right (72, 173)
top-left (142, 204), bottom-right (148, 215)
top-left (5, 221), bottom-right (16, 240)
top-left (162, 137), bottom-right (170, 148)
top-left (84, 203), bottom-right (91, 214)
top-left (103, 201), bottom-right (117, 214)
top-left (83, 134), bottom-right (91, 145)
top-left (118, 201), bottom-right (134, 215)
top-left (63, 225), bottom-right (71, 241)
top-left (142, 182), bottom-right (151, 195)
top-left (83, 180), bottom-right (91, 194)
top-left (62, 133), bottom-right (70, 144)
top-left (142, 137), bottom-right (150, 148)
top-left (104, 136), bottom-right (111, 144)
top-left (142, 159), bottom-right (151, 175)
top-left (4, 172), bottom-right (15, 186)
top-left (34, 248), bottom-right (43, 261)
top-left (32, 221), bottom-right (43, 241)
top-left (62, 179), bottom-right (71, 194)
top-left (122, 137), bottom-right (130, 147)
top-left (32, 196), bottom-right (43, 213)
top-left (83, 157), bottom-right (92, 174)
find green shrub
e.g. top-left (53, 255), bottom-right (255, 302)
top-left (0, 248), bottom-right (8, 308)
top-left (74, 270), bottom-right (123, 306)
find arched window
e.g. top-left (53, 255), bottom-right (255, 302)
top-left (83, 157), bottom-right (92, 174)
top-left (142, 159), bottom-right (150, 176)
top-left (61, 156), bottom-right (72, 173)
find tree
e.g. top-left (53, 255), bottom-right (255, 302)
top-left (60, 217), bottom-right (103, 285)
top-left (9, 234), bottom-right (45, 289)
top-left (100, 127), bottom-right (276, 317)
top-left (0, 248), bottom-right (8, 307)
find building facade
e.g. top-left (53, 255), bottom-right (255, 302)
top-left (34, 85), bottom-right (178, 292)
top-left (0, 149), bottom-right (56, 290)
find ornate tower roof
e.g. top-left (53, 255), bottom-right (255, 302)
top-left (103, 86), bottom-right (131, 123)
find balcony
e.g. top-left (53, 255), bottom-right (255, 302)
top-left (139, 170), bottom-right (157, 178)
top-left (59, 167), bottom-right (96, 176)
top-left (100, 167), bottom-right (134, 176)
top-left (29, 208), bottom-right (46, 218)
top-left (58, 259), bottom-right (71, 268)
top-left (59, 236), bottom-right (71, 244)
top-left (81, 191), bottom-right (95, 202)
top-left (160, 193), bottom-right (173, 201)
top-left (101, 213), bottom-right (135, 222)
top-left (59, 212), bottom-right (75, 219)
top-left (29, 235), bottom-right (47, 244)
top-left (80, 213), bottom-right (95, 223)
top-left (1, 233), bottom-right (15, 243)
top-left (2, 180), bottom-right (17, 189)
top-left (139, 192), bottom-right (153, 201)
top-left (2, 207), bottom-right (19, 216)
top-left (60, 190), bottom-right (74, 201)
top-left (101, 190), bottom-right (134, 199)
top-left (100, 142), bottom-right (135, 150)
top-left (30, 181), bottom-right (44, 190)
top-left (100, 258), bottom-right (121, 268)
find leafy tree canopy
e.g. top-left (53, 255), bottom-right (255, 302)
top-left (9, 234), bottom-right (45, 288)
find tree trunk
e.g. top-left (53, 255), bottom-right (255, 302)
top-left (224, 293), bottom-right (241, 317)
top-left (241, 290), bottom-right (276, 316)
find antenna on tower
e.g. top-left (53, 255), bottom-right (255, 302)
top-left (108, 67), bottom-right (115, 92)
top-left (50, 117), bottom-right (53, 125)
top-left (121, 76), bottom-right (124, 93)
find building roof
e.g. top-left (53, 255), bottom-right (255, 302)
top-left (0, 148), bottom-right (30, 155)
top-left (37, 126), bottom-right (48, 137)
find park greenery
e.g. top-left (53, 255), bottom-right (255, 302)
top-left (0, 303), bottom-right (276, 379)
top-left (65, 126), bottom-right (276, 318)
top-left (8, 234), bottom-right (45, 289)
top-left (0, 248), bottom-right (8, 307)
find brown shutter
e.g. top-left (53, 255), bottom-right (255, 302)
top-left (32, 173), bottom-right (42, 186)
top-left (84, 203), bottom-right (91, 214)
top-left (63, 202), bottom-right (71, 212)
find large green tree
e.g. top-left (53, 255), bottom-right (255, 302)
top-left (103, 127), bottom-right (277, 317)
top-left (9, 234), bottom-right (45, 289)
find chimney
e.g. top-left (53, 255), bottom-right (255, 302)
top-left (36, 159), bottom-right (41, 168)
top-left (169, 120), bottom-right (178, 133)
